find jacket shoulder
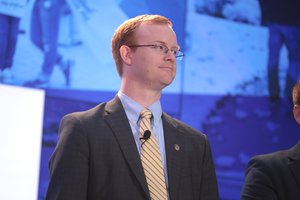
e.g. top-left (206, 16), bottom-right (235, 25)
top-left (162, 112), bottom-right (207, 140)
top-left (247, 149), bottom-right (291, 174)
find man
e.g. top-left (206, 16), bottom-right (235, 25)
top-left (45, 14), bottom-right (219, 200)
top-left (258, 0), bottom-right (300, 101)
top-left (240, 80), bottom-right (300, 200)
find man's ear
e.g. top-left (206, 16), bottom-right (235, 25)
top-left (120, 45), bottom-right (132, 65)
top-left (293, 105), bottom-right (300, 124)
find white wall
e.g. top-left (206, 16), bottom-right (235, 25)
top-left (0, 84), bottom-right (45, 200)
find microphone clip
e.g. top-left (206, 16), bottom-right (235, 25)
top-left (140, 130), bottom-right (151, 146)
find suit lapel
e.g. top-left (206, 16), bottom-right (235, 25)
top-left (104, 96), bottom-right (150, 198)
top-left (288, 141), bottom-right (300, 189)
top-left (163, 113), bottom-right (185, 200)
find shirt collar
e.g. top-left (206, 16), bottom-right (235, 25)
top-left (117, 91), bottom-right (162, 126)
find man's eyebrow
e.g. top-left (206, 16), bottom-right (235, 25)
top-left (154, 41), bottom-right (180, 49)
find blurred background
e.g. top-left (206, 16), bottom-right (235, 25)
top-left (1, 0), bottom-right (299, 199)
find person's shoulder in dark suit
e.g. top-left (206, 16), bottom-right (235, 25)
top-left (59, 96), bottom-right (121, 132)
top-left (240, 142), bottom-right (300, 200)
top-left (163, 112), bottom-right (208, 140)
top-left (241, 81), bottom-right (300, 200)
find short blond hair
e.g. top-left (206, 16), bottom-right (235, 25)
top-left (111, 14), bottom-right (173, 76)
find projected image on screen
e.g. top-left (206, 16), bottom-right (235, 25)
top-left (1, 0), bottom-right (186, 93)
top-left (186, 0), bottom-right (264, 96)
top-left (1, 0), bottom-right (124, 89)
top-left (181, 1), bottom-right (300, 199)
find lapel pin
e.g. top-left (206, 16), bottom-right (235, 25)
top-left (174, 144), bottom-right (180, 151)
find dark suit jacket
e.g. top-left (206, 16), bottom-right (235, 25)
top-left (46, 96), bottom-right (219, 200)
top-left (241, 142), bottom-right (300, 200)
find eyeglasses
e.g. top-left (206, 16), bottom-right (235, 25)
top-left (128, 43), bottom-right (184, 61)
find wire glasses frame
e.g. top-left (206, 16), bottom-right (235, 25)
top-left (128, 44), bottom-right (184, 61)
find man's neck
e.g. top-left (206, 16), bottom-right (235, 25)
top-left (120, 86), bottom-right (162, 108)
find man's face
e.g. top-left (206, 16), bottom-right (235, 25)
top-left (127, 23), bottom-right (178, 91)
top-left (294, 105), bottom-right (300, 124)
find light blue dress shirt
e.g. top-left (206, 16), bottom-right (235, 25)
top-left (117, 91), bottom-right (169, 185)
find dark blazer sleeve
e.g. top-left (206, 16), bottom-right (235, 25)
top-left (46, 98), bottom-right (149, 200)
top-left (163, 115), bottom-right (219, 200)
top-left (241, 144), bottom-right (300, 200)
top-left (240, 156), bottom-right (278, 200)
top-left (46, 114), bottom-right (90, 200)
top-left (200, 136), bottom-right (219, 200)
